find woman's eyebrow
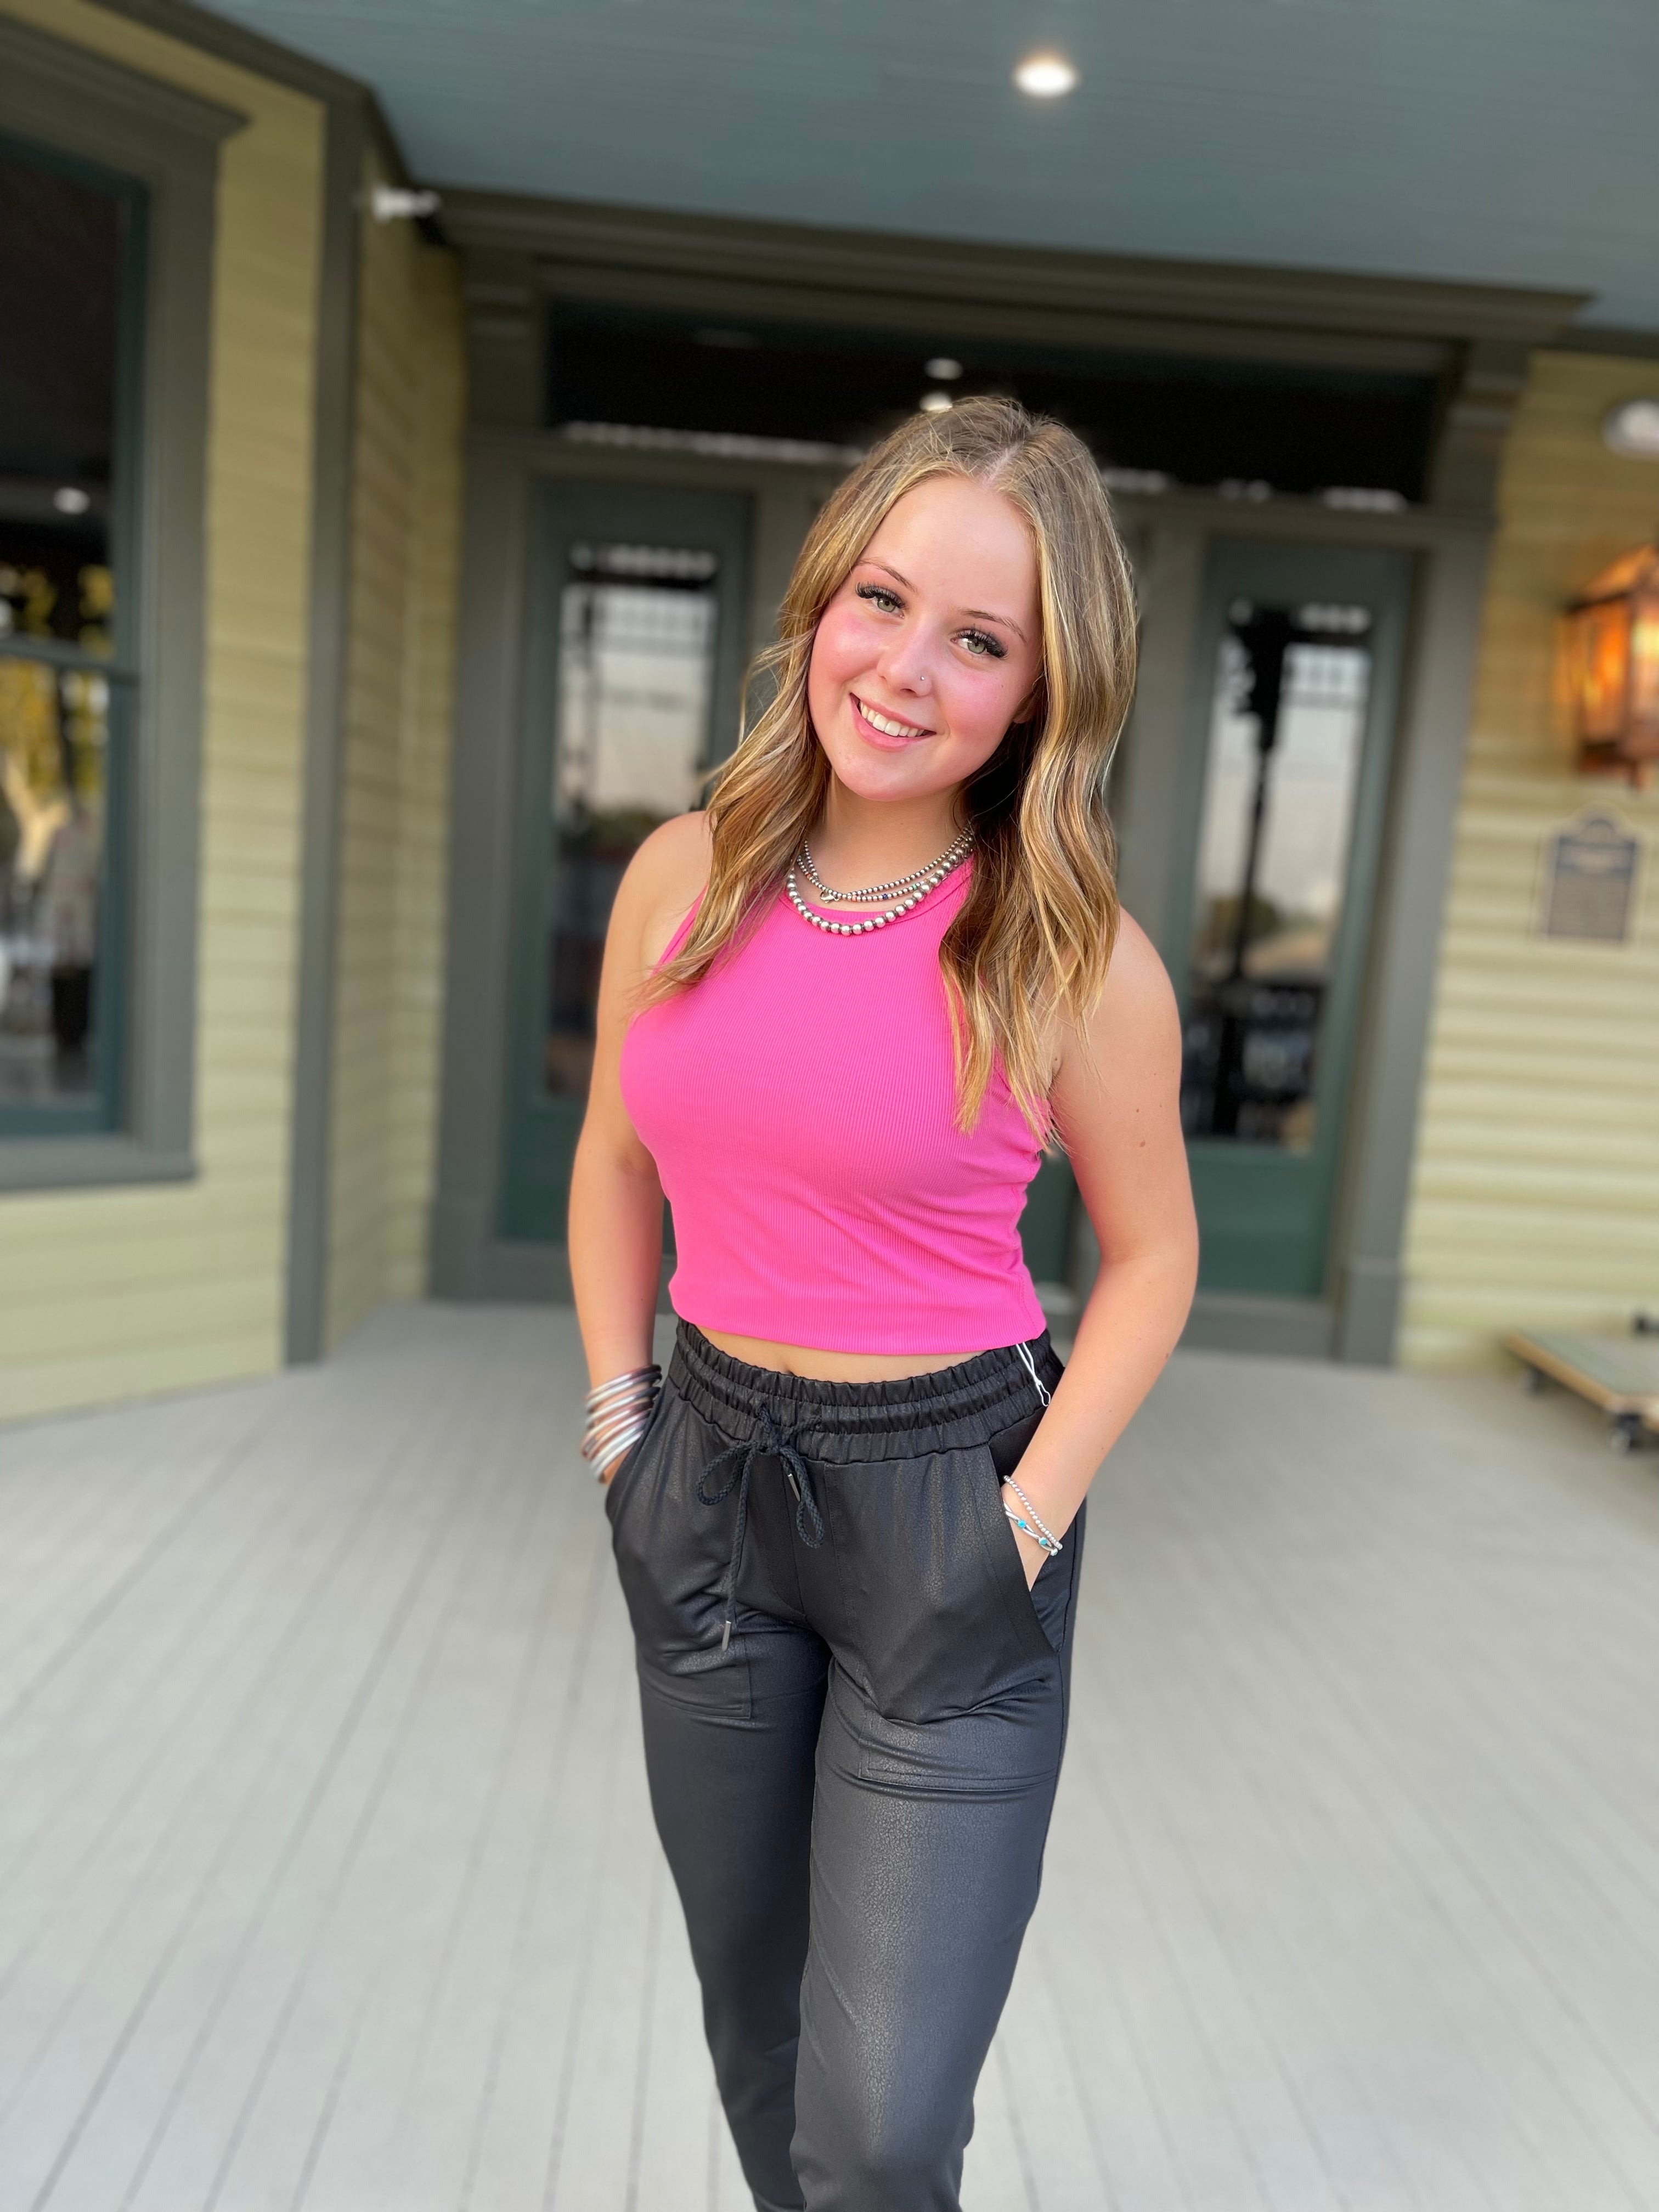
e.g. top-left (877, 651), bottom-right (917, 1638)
top-left (965, 605), bottom-right (1029, 645)
top-left (864, 561), bottom-right (1030, 647)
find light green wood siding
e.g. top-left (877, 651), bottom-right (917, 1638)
top-left (324, 170), bottom-right (465, 1348)
top-left (0, 0), bottom-right (324, 1417)
top-left (0, 4), bottom-right (467, 1415)
top-left (1401, 352), bottom-right (1659, 1368)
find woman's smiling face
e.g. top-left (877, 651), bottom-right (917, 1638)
top-left (806, 473), bottom-right (1043, 806)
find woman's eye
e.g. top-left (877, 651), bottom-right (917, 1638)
top-left (855, 583), bottom-right (903, 614)
top-left (960, 629), bottom-right (1006, 659)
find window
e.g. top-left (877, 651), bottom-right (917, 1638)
top-left (0, 19), bottom-right (239, 1186)
top-left (0, 134), bottom-right (142, 1135)
top-left (544, 540), bottom-right (721, 1098)
top-left (1181, 602), bottom-right (1374, 1151)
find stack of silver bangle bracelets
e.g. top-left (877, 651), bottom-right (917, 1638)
top-left (1002, 1475), bottom-right (1064, 1558)
top-left (582, 1363), bottom-right (662, 1480)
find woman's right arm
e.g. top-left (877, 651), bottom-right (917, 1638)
top-left (567, 812), bottom-right (710, 1420)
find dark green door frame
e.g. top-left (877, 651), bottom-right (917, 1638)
top-left (1104, 499), bottom-right (1492, 1362)
top-left (498, 479), bottom-right (753, 1246)
top-left (1169, 539), bottom-right (1412, 1305)
top-left (435, 438), bottom-right (853, 1305)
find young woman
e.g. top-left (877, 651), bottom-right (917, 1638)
top-left (568, 396), bottom-right (1198, 2212)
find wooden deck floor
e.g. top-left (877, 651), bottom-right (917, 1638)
top-left (5, 1304), bottom-right (1659, 2210)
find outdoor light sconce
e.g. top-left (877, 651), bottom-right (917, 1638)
top-left (369, 184), bottom-right (441, 223)
top-left (1562, 544), bottom-right (1659, 785)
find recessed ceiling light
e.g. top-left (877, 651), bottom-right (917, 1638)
top-left (925, 357), bottom-right (963, 381)
top-left (1603, 397), bottom-right (1659, 458)
top-left (920, 391), bottom-right (953, 414)
top-left (53, 486), bottom-right (91, 515)
top-left (1014, 52), bottom-right (1078, 98)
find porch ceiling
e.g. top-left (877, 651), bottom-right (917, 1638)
top-left (199, 0), bottom-right (1659, 336)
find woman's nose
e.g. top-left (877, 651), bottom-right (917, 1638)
top-left (877, 629), bottom-right (934, 695)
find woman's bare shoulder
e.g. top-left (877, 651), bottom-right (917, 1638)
top-left (616, 810), bottom-right (713, 972)
top-left (1043, 907), bottom-right (1173, 1083)
top-left (1080, 908), bottom-right (1177, 1039)
top-left (1047, 906), bottom-right (1183, 1146)
top-left (1103, 909), bottom-right (1174, 1003)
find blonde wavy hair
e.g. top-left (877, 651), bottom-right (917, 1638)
top-left (637, 395), bottom-right (1138, 1144)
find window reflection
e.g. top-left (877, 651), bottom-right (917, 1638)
top-left (0, 136), bottom-right (134, 1130)
top-left (544, 541), bottom-right (719, 1096)
top-left (0, 147), bottom-right (123, 650)
top-left (1182, 602), bottom-right (1372, 1149)
top-left (0, 660), bottom-right (108, 1102)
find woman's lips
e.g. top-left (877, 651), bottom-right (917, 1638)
top-left (850, 694), bottom-right (935, 750)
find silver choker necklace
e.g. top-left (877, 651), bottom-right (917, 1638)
top-left (785, 828), bottom-right (973, 936)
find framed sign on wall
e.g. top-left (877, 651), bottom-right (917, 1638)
top-left (1536, 809), bottom-right (1643, 945)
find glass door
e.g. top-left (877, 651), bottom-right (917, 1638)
top-left (499, 482), bottom-right (752, 1242)
top-left (1172, 540), bottom-right (1412, 1300)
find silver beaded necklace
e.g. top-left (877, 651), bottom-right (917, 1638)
top-left (785, 828), bottom-right (974, 937)
top-left (798, 839), bottom-right (957, 903)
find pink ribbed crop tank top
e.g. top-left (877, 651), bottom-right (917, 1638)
top-left (619, 862), bottom-right (1049, 1354)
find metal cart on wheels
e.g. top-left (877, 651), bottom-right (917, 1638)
top-left (1504, 1319), bottom-right (1659, 1452)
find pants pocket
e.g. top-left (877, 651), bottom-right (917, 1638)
top-left (840, 1443), bottom-right (1054, 1722)
top-left (608, 1394), bottom-right (752, 1703)
top-left (986, 1401), bottom-right (1092, 1656)
top-left (601, 1397), bottom-right (661, 1523)
top-left (970, 1441), bottom-right (1068, 1666)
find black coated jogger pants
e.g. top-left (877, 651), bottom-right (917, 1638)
top-left (603, 1319), bottom-right (1084, 2212)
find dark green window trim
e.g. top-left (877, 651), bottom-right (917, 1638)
top-left (0, 16), bottom-right (243, 1191)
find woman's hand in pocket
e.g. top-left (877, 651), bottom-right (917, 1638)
top-left (1001, 1484), bottom-right (1050, 1588)
top-left (599, 1440), bottom-right (637, 1488)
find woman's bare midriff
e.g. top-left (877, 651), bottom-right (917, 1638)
top-left (697, 1328), bottom-right (988, 1382)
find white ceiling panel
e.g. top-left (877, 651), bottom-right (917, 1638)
top-left (202, 0), bottom-right (1659, 332)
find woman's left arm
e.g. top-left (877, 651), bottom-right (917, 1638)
top-left (1002, 913), bottom-right (1199, 1584)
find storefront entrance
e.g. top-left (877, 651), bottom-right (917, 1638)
top-left (454, 480), bottom-right (1432, 1341)
top-left (435, 196), bottom-right (1505, 1356)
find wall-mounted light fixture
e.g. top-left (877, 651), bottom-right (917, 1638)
top-left (1562, 544), bottom-right (1659, 783)
top-left (369, 184), bottom-right (441, 224)
top-left (1602, 398), bottom-right (1659, 459)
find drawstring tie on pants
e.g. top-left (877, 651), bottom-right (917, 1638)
top-left (697, 1403), bottom-right (823, 1654)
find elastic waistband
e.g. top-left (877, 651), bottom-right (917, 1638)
top-left (667, 1319), bottom-right (1064, 1464)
